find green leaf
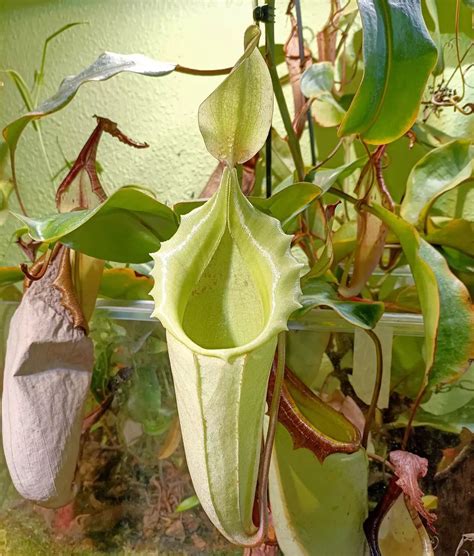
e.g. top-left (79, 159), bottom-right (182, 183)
top-left (371, 204), bottom-right (474, 388)
top-left (421, 33), bottom-right (473, 140)
top-left (150, 168), bottom-right (302, 545)
top-left (312, 96), bottom-right (346, 127)
top-left (99, 268), bottom-right (153, 300)
top-left (270, 425), bottom-right (368, 556)
top-left (175, 495), bottom-right (201, 513)
top-left (424, 0), bottom-right (444, 75)
top-left (306, 156), bottom-right (367, 193)
top-left (338, 0), bottom-right (437, 144)
top-left (259, 43), bottom-right (285, 66)
top-left (3, 70), bottom-right (34, 112)
top-left (0, 266), bottom-right (24, 286)
top-left (3, 52), bottom-right (176, 163)
top-left (300, 62), bottom-right (334, 97)
top-left (422, 362), bottom-right (474, 416)
top-left (15, 186), bottom-right (178, 263)
top-left (389, 400), bottom-right (474, 433)
top-left (332, 220), bottom-right (357, 263)
top-left (253, 182), bottom-right (322, 230)
top-left (124, 366), bottom-right (169, 436)
top-left (198, 25), bottom-right (273, 165)
top-left (300, 63), bottom-right (346, 127)
top-left (426, 219), bottom-right (474, 257)
top-left (294, 278), bottom-right (384, 329)
top-left (391, 336), bottom-right (425, 398)
top-left (400, 140), bottom-right (473, 226)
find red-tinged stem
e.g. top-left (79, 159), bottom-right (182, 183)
top-left (402, 384), bottom-right (427, 450)
top-left (362, 328), bottom-right (384, 448)
top-left (175, 65), bottom-right (232, 76)
top-left (250, 332), bottom-right (286, 547)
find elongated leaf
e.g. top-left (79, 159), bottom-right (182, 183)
top-left (400, 140), bottom-right (473, 226)
top-left (150, 168), bottom-right (302, 545)
top-left (426, 219), bottom-right (474, 257)
top-left (306, 156), bottom-right (367, 193)
top-left (0, 266), bottom-right (23, 286)
top-left (99, 268), bottom-right (153, 300)
top-left (4, 70), bottom-right (34, 112)
top-left (175, 495), bottom-right (200, 513)
top-left (270, 425), bottom-right (368, 556)
top-left (15, 186), bottom-right (178, 263)
top-left (371, 205), bottom-right (474, 387)
top-left (424, 0), bottom-right (444, 75)
top-left (338, 0), bottom-right (437, 144)
top-left (294, 278), bottom-right (384, 329)
top-left (253, 182), bottom-right (322, 230)
top-left (198, 25), bottom-right (273, 165)
top-left (421, 363), bottom-right (474, 416)
top-left (3, 52), bottom-right (176, 159)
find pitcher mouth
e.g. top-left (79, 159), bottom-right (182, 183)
top-left (150, 168), bottom-right (303, 361)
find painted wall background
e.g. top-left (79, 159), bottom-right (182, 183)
top-left (0, 0), bottom-right (330, 264)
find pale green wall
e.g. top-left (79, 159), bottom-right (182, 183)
top-left (0, 0), bottom-right (330, 264)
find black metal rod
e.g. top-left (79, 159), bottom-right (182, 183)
top-left (294, 0), bottom-right (317, 166)
top-left (265, 129), bottom-right (272, 198)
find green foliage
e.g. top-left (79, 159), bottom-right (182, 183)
top-left (401, 140), bottom-right (473, 227)
top-left (295, 278), bottom-right (384, 329)
top-left (372, 205), bottom-right (474, 388)
top-left (339, 0), bottom-right (437, 143)
top-left (14, 187), bottom-right (178, 263)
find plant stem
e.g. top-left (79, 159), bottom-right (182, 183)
top-left (265, 0), bottom-right (305, 181)
top-left (37, 124), bottom-right (55, 182)
top-left (175, 65), bottom-right (232, 76)
top-left (362, 328), bottom-right (384, 448)
top-left (10, 152), bottom-right (27, 215)
top-left (254, 331), bottom-right (286, 545)
top-left (328, 185), bottom-right (358, 206)
top-left (402, 384), bottom-right (427, 450)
